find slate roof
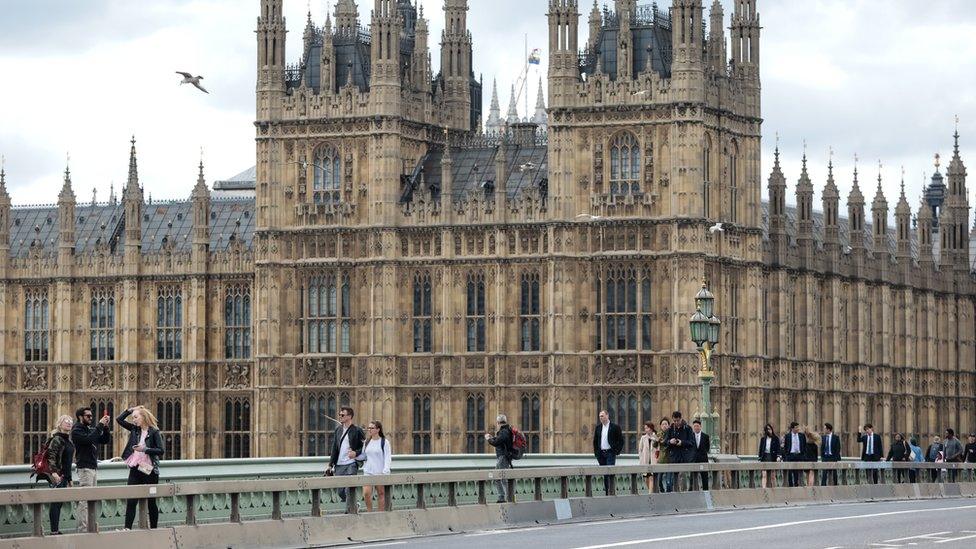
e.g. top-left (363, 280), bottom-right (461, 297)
top-left (414, 144), bottom-right (549, 202)
top-left (581, 7), bottom-right (674, 80)
top-left (8, 198), bottom-right (255, 258)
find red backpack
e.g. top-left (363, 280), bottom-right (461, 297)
top-left (29, 437), bottom-right (54, 481)
top-left (509, 427), bottom-right (527, 460)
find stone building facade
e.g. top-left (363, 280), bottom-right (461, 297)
top-left (1, 0), bottom-right (973, 464)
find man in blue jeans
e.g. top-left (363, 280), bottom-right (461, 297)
top-left (592, 410), bottom-right (624, 494)
top-left (327, 407), bottom-right (365, 505)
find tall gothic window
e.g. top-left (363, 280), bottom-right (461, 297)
top-left (90, 400), bottom-right (115, 460)
top-left (90, 287), bottom-right (115, 361)
top-left (300, 391), bottom-right (348, 456)
top-left (609, 132), bottom-right (641, 196)
top-left (412, 393), bottom-right (432, 454)
top-left (156, 286), bottom-right (183, 360)
top-left (703, 134), bottom-right (712, 218)
top-left (728, 141), bottom-right (739, 223)
top-left (413, 273), bottom-right (433, 353)
top-left (224, 397), bottom-right (251, 458)
top-left (596, 267), bottom-right (652, 351)
top-left (465, 393), bottom-right (486, 454)
top-left (727, 277), bottom-right (738, 353)
top-left (520, 393), bottom-right (541, 453)
top-left (520, 272), bottom-right (541, 351)
top-left (304, 274), bottom-right (350, 354)
top-left (23, 400), bottom-right (48, 464)
top-left (313, 145), bottom-right (342, 204)
top-left (596, 391), bottom-right (652, 453)
top-left (225, 284), bottom-right (252, 359)
top-left (157, 399), bottom-right (182, 460)
top-left (466, 273), bottom-right (486, 352)
top-left (24, 288), bottom-right (49, 362)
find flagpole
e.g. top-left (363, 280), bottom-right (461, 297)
top-left (524, 33), bottom-right (529, 121)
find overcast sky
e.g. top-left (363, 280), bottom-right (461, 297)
top-left (0, 0), bottom-right (974, 219)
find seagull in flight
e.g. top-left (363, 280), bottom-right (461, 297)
top-left (176, 71), bottom-right (209, 94)
top-left (709, 222), bottom-right (724, 233)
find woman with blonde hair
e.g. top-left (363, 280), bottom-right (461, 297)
top-left (45, 414), bottom-right (75, 535)
top-left (117, 405), bottom-right (165, 530)
top-left (638, 421), bottom-right (659, 492)
top-left (804, 427), bottom-right (820, 487)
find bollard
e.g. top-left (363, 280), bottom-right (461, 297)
top-left (478, 480), bottom-right (487, 505)
top-left (584, 475), bottom-right (593, 497)
top-left (560, 476), bottom-right (569, 499)
top-left (272, 491), bottom-right (282, 520)
top-left (507, 478), bottom-right (516, 503)
top-left (139, 498), bottom-right (149, 529)
top-left (87, 500), bottom-right (99, 533)
top-left (384, 485), bottom-right (394, 511)
top-left (534, 478), bottom-right (543, 501)
top-left (630, 473), bottom-right (639, 495)
top-left (415, 484), bottom-right (426, 510)
top-left (346, 486), bottom-right (359, 514)
top-left (448, 482), bottom-right (458, 507)
top-left (186, 494), bottom-right (197, 526)
top-left (311, 489), bottom-right (321, 517)
top-left (32, 503), bottom-right (43, 537)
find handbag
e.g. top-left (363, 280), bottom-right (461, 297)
top-left (137, 459), bottom-right (154, 475)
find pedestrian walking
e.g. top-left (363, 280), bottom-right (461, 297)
top-left (781, 422), bottom-right (806, 487)
top-left (45, 415), bottom-right (75, 535)
top-left (638, 421), bottom-right (658, 492)
top-left (655, 418), bottom-right (673, 492)
top-left (359, 421), bottom-right (392, 512)
top-left (943, 429), bottom-right (964, 482)
top-left (758, 423), bottom-right (781, 488)
top-left (803, 428), bottom-right (819, 487)
top-left (820, 423), bottom-right (841, 486)
top-left (485, 414), bottom-right (514, 503)
top-left (71, 406), bottom-right (112, 532)
top-left (592, 410), bottom-right (624, 494)
top-left (886, 433), bottom-right (911, 483)
top-left (118, 406), bottom-right (164, 530)
top-left (327, 407), bottom-right (365, 504)
top-left (665, 411), bottom-right (694, 489)
top-left (925, 435), bottom-right (944, 482)
top-left (909, 438), bottom-right (924, 483)
top-left (691, 420), bottom-right (710, 490)
top-left (858, 424), bottom-right (883, 484)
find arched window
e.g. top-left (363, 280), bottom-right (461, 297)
top-left (24, 288), bottom-right (49, 362)
top-left (156, 286), bottom-right (183, 360)
top-left (313, 145), bottom-right (342, 204)
top-left (156, 399), bottom-right (182, 460)
top-left (225, 284), bottom-right (251, 359)
top-left (300, 391), bottom-right (349, 456)
top-left (90, 400), bottom-right (115, 460)
top-left (596, 391), bottom-right (649, 453)
top-left (90, 287), bottom-right (116, 361)
top-left (304, 273), bottom-right (351, 354)
top-left (609, 133), bottom-right (641, 196)
top-left (413, 272), bottom-right (433, 353)
top-left (465, 393), bottom-right (486, 453)
top-left (520, 272), bottom-right (541, 351)
top-left (703, 134), bottom-right (712, 218)
top-left (413, 393), bottom-right (432, 454)
top-left (520, 393), bottom-right (542, 453)
top-left (224, 397), bottom-right (251, 458)
top-left (466, 273), bottom-right (486, 352)
top-left (728, 141), bottom-right (739, 223)
top-left (23, 400), bottom-right (48, 464)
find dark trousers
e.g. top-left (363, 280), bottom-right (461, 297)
top-left (48, 477), bottom-right (68, 533)
top-left (821, 464), bottom-right (839, 486)
top-left (333, 463), bottom-right (359, 502)
top-left (597, 450), bottom-right (616, 494)
top-left (909, 468), bottom-right (918, 483)
top-left (697, 469), bottom-right (709, 491)
top-left (863, 457), bottom-right (880, 484)
top-left (929, 467), bottom-right (941, 482)
top-left (124, 468), bottom-right (159, 529)
top-left (893, 467), bottom-right (908, 483)
top-left (785, 454), bottom-right (803, 487)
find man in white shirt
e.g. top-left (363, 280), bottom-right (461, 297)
top-left (327, 407), bottom-right (365, 505)
top-left (782, 422), bottom-right (806, 487)
top-left (820, 423), bottom-right (841, 486)
top-left (592, 410), bottom-right (624, 494)
top-left (691, 420), bottom-right (711, 490)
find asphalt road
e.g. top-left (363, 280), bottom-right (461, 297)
top-left (351, 498), bottom-right (976, 549)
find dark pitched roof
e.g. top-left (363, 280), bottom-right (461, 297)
top-left (414, 144), bottom-right (548, 202)
top-left (8, 198), bottom-right (255, 258)
top-left (581, 7), bottom-right (674, 80)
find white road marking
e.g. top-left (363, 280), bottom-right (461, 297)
top-left (573, 518), bottom-right (652, 527)
top-left (883, 531), bottom-right (951, 542)
top-left (570, 504), bottom-right (976, 549)
top-left (354, 542), bottom-right (406, 548)
top-left (465, 526), bottom-right (546, 537)
top-left (934, 532), bottom-right (976, 544)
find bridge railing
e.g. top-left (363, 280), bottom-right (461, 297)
top-left (1, 462), bottom-right (974, 539)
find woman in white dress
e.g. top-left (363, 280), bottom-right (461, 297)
top-left (359, 420), bottom-right (392, 511)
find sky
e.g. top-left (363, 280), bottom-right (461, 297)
top-left (0, 0), bottom-right (974, 218)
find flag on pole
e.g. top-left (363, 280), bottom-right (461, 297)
top-left (528, 48), bottom-right (542, 65)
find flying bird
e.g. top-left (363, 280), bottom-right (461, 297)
top-left (709, 222), bottom-right (724, 233)
top-left (176, 71), bottom-right (209, 94)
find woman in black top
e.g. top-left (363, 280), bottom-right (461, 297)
top-left (117, 406), bottom-right (165, 529)
top-left (887, 433), bottom-right (911, 483)
top-left (804, 428), bottom-right (819, 487)
top-left (45, 414), bottom-right (75, 535)
top-left (758, 424), bottom-right (781, 488)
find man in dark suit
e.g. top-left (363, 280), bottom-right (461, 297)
top-left (820, 423), bottom-right (842, 486)
top-left (781, 422), bottom-right (806, 487)
top-left (593, 410), bottom-right (624, 494)
top-left (691, 419), bottom-right (711, 490)
top-left (858, 423), bottom-right (884, 484)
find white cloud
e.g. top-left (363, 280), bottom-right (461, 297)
top-left (0, 0), bottom-right (973, 222)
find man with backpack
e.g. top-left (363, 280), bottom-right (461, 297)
top-left (485, 414), bottom-right (519, 503)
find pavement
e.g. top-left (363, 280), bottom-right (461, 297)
top-left (349, 498), bottom-right (976, 549)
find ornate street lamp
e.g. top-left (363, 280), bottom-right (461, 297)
top-left (689, 280), bottom-right (721, 454)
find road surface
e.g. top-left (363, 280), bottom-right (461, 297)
top-left (350, 498), bottom-right (976, 549)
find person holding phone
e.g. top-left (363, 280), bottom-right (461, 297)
top-left (71, 406), bottom-right (112, 532)
top-left (117, 406), bottom-right (165, 530)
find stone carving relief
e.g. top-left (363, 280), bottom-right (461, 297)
top-left (88, 364), bottom-right (113, 390)
top-left (22, 364), bottom-right (48, 391)
top-left (224, 363), bottom-right (250, 389)
top-left (155, 364), bottom-right (182, 390)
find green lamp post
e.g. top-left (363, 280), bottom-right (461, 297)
top-left (690, 281), bottom-right (721, 454)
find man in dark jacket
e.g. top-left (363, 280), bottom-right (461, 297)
top-left (943, 429), bottom-right (964, 482)
top-left (71, 406), bottom-right (111, 532)
top-left (782, 422), bottom-right (806, 487)
top-left (964, 434), bottom-right (976, 464)
top-left (858, 424), bottom-right (884, 484)
top-left (486, 414), bottom-right (514, 503)
top-left (691, 419), bottom-right (710, 490)
top-left (592, 410), bottom-right (625, 494)
top-left (820, 423), bottom-right (842, 486)
top-left (327, 407), bottom-right (365, 504)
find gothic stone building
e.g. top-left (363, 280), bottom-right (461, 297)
top-left (1, 0), bottom-right (974, 464)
